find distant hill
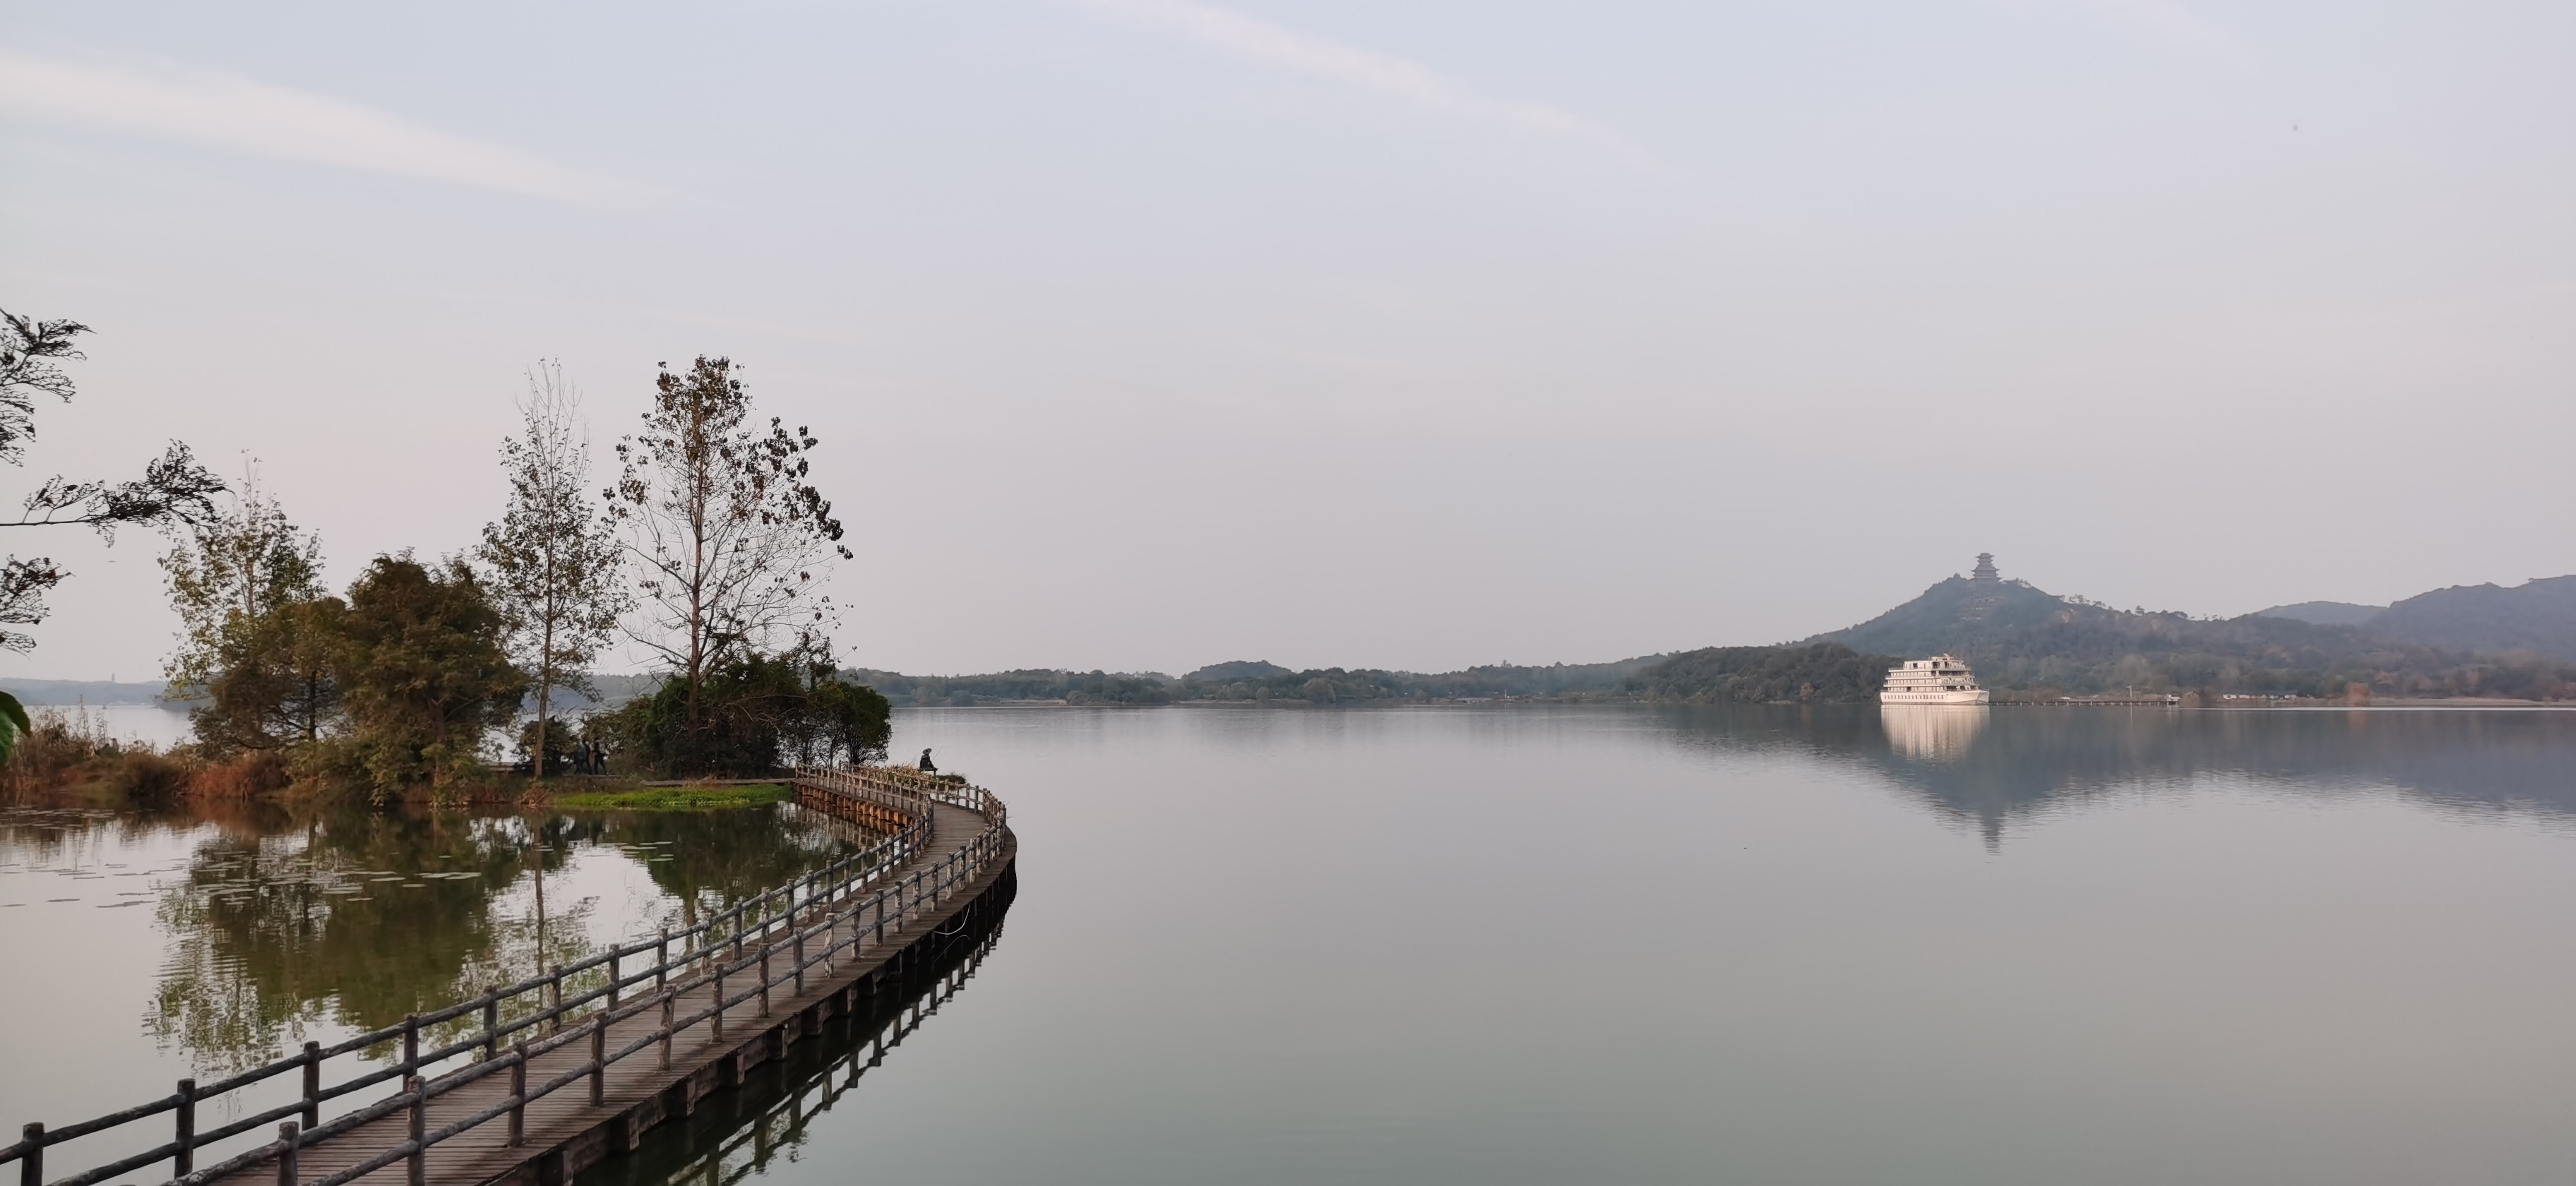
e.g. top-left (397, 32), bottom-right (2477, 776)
top-left (848, 668), bottom-right (1181, 706)
top-left (1628, 643), bottom-right (1893, 704)
top-left (2369, 576), bottom-right (2576, 660)
top-left (0, 679), bottom-right (183, 707)
top-left (2255, 601), bottom-right (2385, 627)
top-left (1184, 659), bottom-right (1292, 683)
top-left (1823, 567), bottom-right (2074, 658)
top-left (849, 654), bottom-right (1669, 706)
top-left (547, 673), bottom-right (662, 710)
top-left (1813, 553), bottom-right (2572, 699)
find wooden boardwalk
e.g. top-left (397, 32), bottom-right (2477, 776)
top-left (183, 784), bottom-right (1015, 1186)
top-left (575, 918), bottom-right (1007, 1186)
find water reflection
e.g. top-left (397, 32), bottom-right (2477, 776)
top-left (0, 796), bottom-right (866, 1075)
top-left (1655, 706), bottom-right (2576, 846)
top-left (577, 911), bottom-right (1010, 1186)
top-left (1878, 704), bottom-right (1988, 762)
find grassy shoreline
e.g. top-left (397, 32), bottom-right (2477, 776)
top-left (547, 784), bottom-right (792, 811)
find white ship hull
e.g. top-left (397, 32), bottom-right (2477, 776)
top-left (1880, 688), bottom-right (1991, 706)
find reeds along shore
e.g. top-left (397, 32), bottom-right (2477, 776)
top-left (2, 706), bottom-right (578, 806)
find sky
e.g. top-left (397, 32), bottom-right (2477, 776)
top-left (0, 0), bottom-right (2568, 680)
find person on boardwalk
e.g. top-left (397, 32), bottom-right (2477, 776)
top-left (919, 748), bottom-right (936, 774)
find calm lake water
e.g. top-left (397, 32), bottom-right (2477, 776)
top-left (8, 705), bottom-right (2576, 1185)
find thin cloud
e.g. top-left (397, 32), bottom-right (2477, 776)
top-left (0, 53), bottom-right (626, 205)
top-left (1077, 0), bottom-right (1632, 150)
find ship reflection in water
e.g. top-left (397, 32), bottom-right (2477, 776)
top-left (1878, 704), bottom-right (1989, 762)
top-left (1654, 703), bottom-right (2576, 851)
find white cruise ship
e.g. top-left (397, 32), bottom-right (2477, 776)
top-left (1880, 654), bottom-right (1990, 705)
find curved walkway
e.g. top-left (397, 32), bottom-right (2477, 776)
top-left (4, 770), bottom-right (1015, 1186)
top-left (221, 801), bottom-right (1010, 1186)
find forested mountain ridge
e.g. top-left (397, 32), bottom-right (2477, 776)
top-left (841, 556), bottom-right (2576, 707)
top-left (1818, 557), bottom-right (2575, 699)
top-left (1626, 644), bottom-right (1894, 704)
top-left (2255, 601), bottom-right (2385, 626)
top-left (2253, 577), bottom-right (2576, 659)
top-left (2372, 575), bottom-right (2576, 660)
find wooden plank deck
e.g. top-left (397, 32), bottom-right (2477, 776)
top-left (569, 911), bottom-right (1007, 1186)
top-left (202, 800), bottom-right (1016, 1186)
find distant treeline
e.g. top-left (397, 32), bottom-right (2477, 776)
top-left (846, 646), bottom-right (1894, 707)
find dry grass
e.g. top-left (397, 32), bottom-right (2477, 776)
top-left (3, 707), bottom-right (290, 803)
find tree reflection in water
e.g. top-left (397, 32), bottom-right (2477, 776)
top-left (145, 801), bottom-right (866, 1073)
top-left (1650, 705), bottom-right (2576, 849)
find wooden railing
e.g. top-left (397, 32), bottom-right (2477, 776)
top-left (650, 923), bottom-right (1001, 1186)
top-left (794, 765), bottom-right (1005, 823)
top-left (2, 767), bottom-right (1011, 1186)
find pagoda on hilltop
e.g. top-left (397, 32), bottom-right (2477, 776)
top-left (1972, 553), bottom-right (2000, 584)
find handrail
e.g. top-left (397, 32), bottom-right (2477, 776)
top-left (4, 766), bottom-right (1013, 1186)
top-left (654, 926), bottom-right (998, 1186)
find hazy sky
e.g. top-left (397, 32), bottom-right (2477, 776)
top-left (1, 1), bottom-right (2568, 680)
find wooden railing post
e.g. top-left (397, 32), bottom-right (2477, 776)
top-left (22, 1122), bottom-right (42, 1186)
top-left (482, 986), bottom-right (501, 1061)
top-left (590, 1012), bottom-right (608, 1106)
top-left (405, 1076), bottom-right (426, 1186)
top-left (758, 948), bottom-right (773, 1017)
top-left (275, 1121), bottom-right (299, 1186)
top-left (302, 1041), bottom-right (321, 1128)
top-left (712, 964), bottom-right (727, 1041)
top-left (656, 928), bottom-right (671, 990)
top-left (787, 894), bottom-right (803, 995)
top-left (659, 990), bottom-right (676, 1070)
top-left (507, 1045), bottom-right (527, 1146)
top-left (547, 966), bottom-right (564, 1034)
top-left (173, 1078), bottom-right (196, 1176)
top-left (402, 1013), bottom-right (420, 1073)
top-left (607, 950), bottom-right (621, 1012)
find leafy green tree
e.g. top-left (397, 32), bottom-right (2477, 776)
top-left (0, 693), bottom-right (27, 765)
top-left (480, 363), bottom-right (625, 781)
top-left (162, 473), bottom-right (333, 753)
top-left (777, 633), bottom-right (892, 767)
top-left (604, 635), bottom-right (888, 777)
top-left (325, 555), bottom-right (527, 796)
top-left (515, 717), bottom-right (578, 775)
top-left (607, 357), bottom-right (850, 765)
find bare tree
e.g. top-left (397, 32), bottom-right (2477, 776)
top-left (0, 306), bottom-right (225, 654)
top-left (607, 357), bottom-right (849, 749)
top-left (480, 362), bottom-right (626, 780)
